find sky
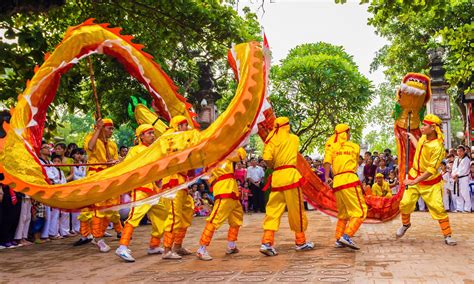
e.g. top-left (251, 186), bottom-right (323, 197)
top-left (238, 0), bottom-right (388, 85)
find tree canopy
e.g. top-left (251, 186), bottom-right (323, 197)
top-left (270, 42), bottom-right (373, 153)
top-left (0, 1), bottom-right (261, 141)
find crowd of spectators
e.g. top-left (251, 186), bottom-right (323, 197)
top-left (2, 141), bottom-right (473, 250)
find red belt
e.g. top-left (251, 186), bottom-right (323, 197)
top-left (409, 174), bottom-right (442, 186)
top-left (334, 170), bottom-right (355, 177)
top-left (162, 173), bottom-right (187, 189)
top-left (214, 192), bottom-right (239, 200)
top-left (333, 180), bottom-right (362, 193)
top-left (263, 164), bottom-right (302, 192)
top-left (210, 173), bottom-right (235, 192)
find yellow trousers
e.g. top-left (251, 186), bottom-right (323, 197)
top-left (125, 197), bottom-right (169, 238)
top-left (400, 182), bottom-right (447, 220)
top-left (164, 189), bottom-right (194, 232)
top-left (207, 198), bottom-right (243, 229)
top-left (263, 187), bottom-right (308, 232)
top-left (77, 210), bottom-right (92, 222)
top-left (335, 186), bottom-right (367, 220)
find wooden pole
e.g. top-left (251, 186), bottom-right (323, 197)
top-left (87, 57), bottom-right (112, 161)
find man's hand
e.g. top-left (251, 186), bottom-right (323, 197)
top-left (107, 159), bottom-right (119, 165)
top-left (326, 177), bottom-right (333, 187)
top-left (403, 179), bottom-right (416, 186)
top-left (95, 118), bottom-right (104, 130)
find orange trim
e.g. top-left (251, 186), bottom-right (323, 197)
top-left (422, 120), bottom-right (439, 126)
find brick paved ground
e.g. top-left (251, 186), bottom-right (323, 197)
top-left (0, 211), bottom-right (473, 283)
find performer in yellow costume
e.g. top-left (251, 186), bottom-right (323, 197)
top-left (372, 173), bottom-right (392, 197)
top-left (81, 118), bottom-right (121, 252)
top-left (160, 115), bottom-right (200, 259)
top-left (115, 124), bottom-right (170, 262)
top-left (324, 124), bottom-right (367, 250)
top-left (259, 117), bottom-right (314, 256)
top-left (196, 147), bottom-right (247, 261)
top-left (396, 114), bottom-right (456, 245)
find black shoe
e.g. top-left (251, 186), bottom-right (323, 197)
top-left (73, 238), bottom-right (92, 246)
top-left (117, 232), bottom-right (122, 239)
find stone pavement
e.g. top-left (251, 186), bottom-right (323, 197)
top-left (0, 211), bottom-right (473, 283)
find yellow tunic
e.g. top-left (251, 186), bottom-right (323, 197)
top-left (263, 132), bottom-right (302, 189)
top-left (400, 135), bottom-right (447, 220)
top-left (323, 141), bottom-right (360, 189)
top-left (372, 181), bottom-right (392, 197)
top-left (262, 129), bottom-right (307, 233)
top-left (84, 133), bottom-right (118, 166)
top-left (408, 135), bottom-right (443, 182)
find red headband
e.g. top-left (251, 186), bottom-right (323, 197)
top-left (423, 120), bottom-right (439, 126)
top-left (139, 127), bottom-right (154, 136)
top-left (103, 122), bottom-right (114, 127)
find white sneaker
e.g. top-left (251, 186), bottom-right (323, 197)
top-left (162, 251), bottom-right (182, 260)
top-left (334, 240), bottom-right (344, 248)
top-left (115, 247), bottom-right (135, 262)
top-left (196, 250), bottom-right (213, 261)
top-left (444, 236), bottom-right (457, 246)
top-left (103, 232), bottom-right (112, 237)
top-left (396, 224), bottom-right (411, 238)
top-left (96, 239), bottom-right (110, 253)
top-left (147, 247), bottom-right (164, 255)
top-left (295, 242), bottom-right (314, 251)
top-left (259, 244), bottom-right (278, 256)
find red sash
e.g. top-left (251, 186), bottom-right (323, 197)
top-left (214, 192), bottom-right (239, 200)
top-left (210, 173), bottom-right (235, 192)
top-left (263, 165), bottom-right (304, 192)
top-left (408, 174), bottom-right (442, 186)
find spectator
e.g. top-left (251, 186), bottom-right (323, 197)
top-left (451, 145), bottom-right (471, 212)
top-left (441, 161), bottom-right (453, 211)
top-left (14, 190), bottom-right (33, 246)
top-left (363, 157), bottom-right (377, 186)
top-left (234, 161), bottom-right (247, 185)
top-left (246, 158), bottom-right (265, 213)
top-left (372, 173), bottom-right (392, 197)
top-left (0, 182), bottom-right (22, 249)
top-left (31, 199), bottom-right (47, 244)
top-left (357, 155), bottom-right (365, 182)
top-left (119, 145), bottom-right (129, 160)
top-left (388, 170), bottom-right (399, 195)
top-left (65, 143), bottom-right (78, 158)
top-left (313, 159), bottom-right (326, 182)
top-left (376, 158), bottom-right (390, 179)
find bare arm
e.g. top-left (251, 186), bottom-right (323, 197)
top-left (407, 132), bottom-right (418, 148)
top-left (66, 166), bottom-right (75, 182)
top-left (88, 118), bottom-right (103, 151)
top-left (324, 162), bottom-right (332, 186)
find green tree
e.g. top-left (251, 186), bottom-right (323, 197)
top-left (363, 82), bottom-right (397, 152)
top-left (0, 0), bottom-right (261, 132)
top-left (346, 0), bottom-right (473, 130)
top-left (270, 43), bottom-right (373, 153)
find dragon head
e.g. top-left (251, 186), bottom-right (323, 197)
top-left (395, 73), bottom-right (431, 129)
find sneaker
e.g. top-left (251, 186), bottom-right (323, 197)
top-left (225, 247), bottom-right (240, 255)
top-left (196, 250), bottom-right (213, 261)
top-left (0, 244), bottom-right (6, 250)
top-left (174, 247), bottom-right (192, 256)
top-left (73, 237), bottom-right (92, 246)
top-left (295, 242), bottom-right (314, 251)
top-left (147, 247), bottom-right (164, 255)
top-left (334, 240), bottom-right (344, 248)
top-left (259, 243), bottom-right (278, 256)
top-left (444, 236), bottom-right (457, 246)
top-left (396, 223), bottom-right (411, 238)
top-left (115, 247), bottom-right (135, 262)
top-left (338, 234), bottom-right (360, 250)
top-left (96, 239), bottom-right (111, 253)
top-left (162, 251), bottom-right (182, 260)
top-left (103, 232), bottom-right (112, 237)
